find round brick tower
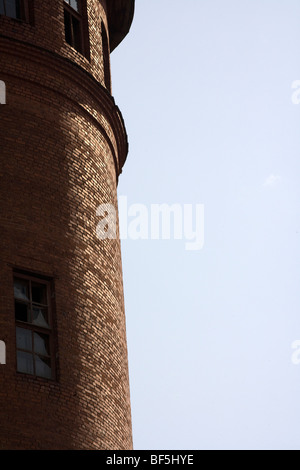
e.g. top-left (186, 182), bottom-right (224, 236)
top-left (0, 0), bottom-right (134, 450)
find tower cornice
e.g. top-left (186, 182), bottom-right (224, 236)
top-left (107, 0), bottom-right (135, 52)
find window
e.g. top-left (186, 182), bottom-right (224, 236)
top-left (64, 0), bottom-right (84, 55)
top-left (14, 273), bottom-right (56, 380)
top-left (0, 0), bottom-right (25, 20)
top-left (101, 22), bottom-right (111, 92)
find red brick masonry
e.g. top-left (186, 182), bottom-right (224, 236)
top-left (0, 0), bottom-right (134, 450)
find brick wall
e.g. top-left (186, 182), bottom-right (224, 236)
top-left (0, 0), bottom-right (133, 450)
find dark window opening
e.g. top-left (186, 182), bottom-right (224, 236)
top-left (64, 0), bottom-right (86, 55)
top-left (0, 0), bottom-right (24, 20)
top-left (14, 274), bottom-right (56, 380)
top-left (64, 9), bottom-right (72, 44)
top-left (101, 22), bottom-right (111, 92)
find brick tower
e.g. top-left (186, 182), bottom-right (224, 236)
top-left (0, 0), bottom-right (134, 450)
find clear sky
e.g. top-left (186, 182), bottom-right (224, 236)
top-left (111, 0), bottom-right (300, 450)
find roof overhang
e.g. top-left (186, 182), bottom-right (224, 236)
top-left (107, 0), bottom-right (135, 52)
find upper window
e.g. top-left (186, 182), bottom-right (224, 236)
top-left (14, 273), bottom-right (56, 380)
top-left (0, 0), bottom-right (25, 20)
top-left (101, 22), bottom-right (111, 92)
top-left (64, 0), bottom-right (86, 55)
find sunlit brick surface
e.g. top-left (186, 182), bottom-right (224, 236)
top-left (0, 0), bottom-right (133, 450)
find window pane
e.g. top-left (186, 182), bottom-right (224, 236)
top-left (5, 0), bottom-right (21, 19)
top-left (16, 327), bottom-right (32, 351)
top-left (15, 301), bottom-right (29, 322)
top-left (32, 307), bottom-right (49, 328)
top-left (72, 16), bottom-right (82, 53)
top-left (102, 24), bottom-right (111, 90)
top-left (34, 332), bottom-right (50, 356)
top-left (70, 0), bottom-right (79, 12)
top-left (15, 0), bottom-right (21, 18)
top-left (5, 0), bottom-right (16, 18)
top-left (14, 279), bottom-right (29, 301)
top-left (35, 355), bottom-right (52, 379)
top-left (17, 351), bottom-right (34, 375)
top-left (32, 283), bottom-right (47, 305)
top-left (64, 9), bottom-right (72, 46)
top-left (0, 0), bottom-right (5, 15)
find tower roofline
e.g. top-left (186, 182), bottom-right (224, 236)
top-left (108, 0), bottom-right (135, 52)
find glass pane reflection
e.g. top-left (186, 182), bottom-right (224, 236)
top-left (17, 351), bottom-right (34, 375)
top-left (14, 279), bottom-right (29, 301)
top-left (35, 355), bottom-right (51, 379)
top-left (16, 327), bottom-right (32, 351)
top-left (32, 307), bottom-right (49, 328)
top-left (34, 332), bottom-right (50, 356)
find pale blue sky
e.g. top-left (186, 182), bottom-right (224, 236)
top-left (111, 0), bottom-right (300, 450)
